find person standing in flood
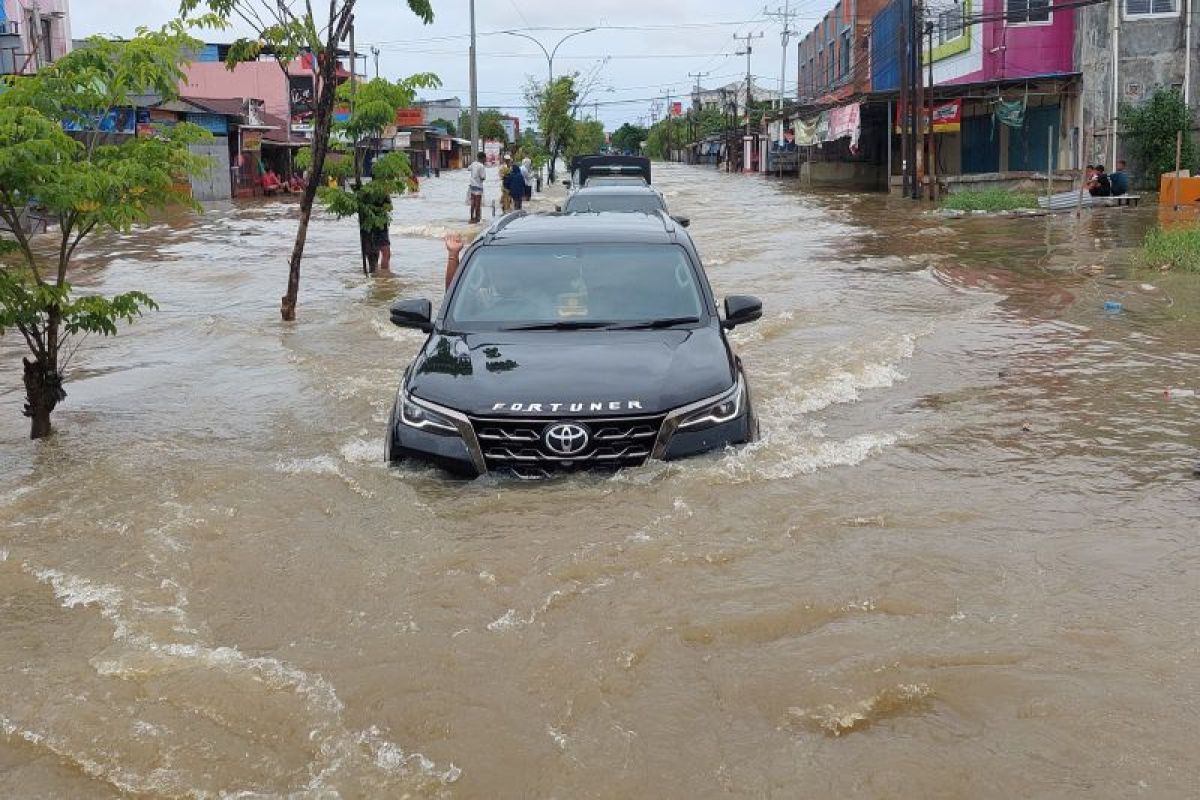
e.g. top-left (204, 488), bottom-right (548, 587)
top-left (468, 152), bottom-right (486, 224)
top-left (499, 155), bottom-right (514, 213)
top-left (505, 159), bottom-right (527, 210)
top-left (520, 157), bottom-right (534, 202)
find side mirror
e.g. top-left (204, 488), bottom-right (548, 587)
top-left (561, 180), bottom-right (571, 187)
top-left (671, 215), bottom-right (691, 228)
top-left (390, 298), bottom-right (434, 332)
top-left (721, 295), bottom-right (762, 330)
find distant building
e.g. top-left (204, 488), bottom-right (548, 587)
top-left (417, 96), bottom-right (463, 128)
top-left (0, 0), bottom-right (71, 75)
top-left (692, 81), bottom-right (779, 114)
top-left (798, 0), bottom-right (890, 104)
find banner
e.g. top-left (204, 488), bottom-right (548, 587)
top-left (241, 130), bottom-right (262, 151)
top-left (671, 101), bottom-right (683, 117)
top-left (793, 117), bottom-right (820, 147)
top-left (894, 99), bottom-right (962, 134)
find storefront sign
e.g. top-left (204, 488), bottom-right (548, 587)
top-left (186, 112), bottom-right (229, 135)
top-left (894, 99), bottom-right (962, 134)
top-left (241, 130), bottom-right (263, 151)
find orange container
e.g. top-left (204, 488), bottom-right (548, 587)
top-left (1159, 175), bottom-right (1200, 205)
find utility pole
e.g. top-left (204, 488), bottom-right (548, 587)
top-left (468, 0), bottom-right (480, 163)
top-left (900, 0), bottom-right (909, 196)
top-left (371, 45), bottom-right (380, 79)
top-left (734, 32), bottom-right (763, 132)
top-left (763, 3), bottom-right (796, 111)
top-left (689, 71), bottom-right (710, 111)
top-left (913, 0), bottom-right (925, 199)
top-left (926, 21), bottom-right (937, 201)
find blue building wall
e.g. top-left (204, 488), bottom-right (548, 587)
top-left (871, 0), bottom-right (902, 92)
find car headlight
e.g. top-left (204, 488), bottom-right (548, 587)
top-left (400, 393), bottom-right (460, 435)
top-left (676, 378), bottom-right (745, 431)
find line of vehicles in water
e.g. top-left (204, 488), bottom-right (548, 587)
top-left (384, 155), bottom-right (763, 479)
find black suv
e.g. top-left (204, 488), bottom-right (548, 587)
top-left (385, 211), bottom-right (761, 479)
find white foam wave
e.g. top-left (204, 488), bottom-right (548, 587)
top-left (22, 563), bottom-right (461, 793)
top-left (274, 455), bottom-right (342, 476)
top-left (341, 438), bottom-right (385, 464)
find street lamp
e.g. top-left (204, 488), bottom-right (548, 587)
top-left (503, 27), bottom-right (597, 83)
top-left (503, 27), bottom-right (596, 182)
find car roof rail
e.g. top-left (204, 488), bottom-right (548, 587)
top-left (655, 209), bottom-right (679, 241)
top-left (483, 209), bottom-right (528, 243)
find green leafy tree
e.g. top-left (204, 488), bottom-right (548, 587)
top-left (525, 75), bottom-right (579, 182)
top-left (1121, 88), bottom-right (1198, 187)
top-left (565, 118), bottom-right (605, 163)
top-left (180, 0), bottom-right (435, 321)
top-left (430, 117), bottom-right (456, 136)
top-left (460, 108), bottom-right (509, 145)
top-left (0, 27), bottom-right (209, 439)
top-left (644, 117), bottom-right (685, 160)
top-left (610, 122), bottom-right (648, 154)
top-left (516, 129), bottom-right (547, 169)
top-left (297, 73), bottom-right (439, 272)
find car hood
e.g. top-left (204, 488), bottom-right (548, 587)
top-left (406, 327), bottom-right (735, 417)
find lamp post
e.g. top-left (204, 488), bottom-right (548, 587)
top-left (503, 27), bottom-right (597, 83)
top-left (503, 27), bottom-right (597, 182)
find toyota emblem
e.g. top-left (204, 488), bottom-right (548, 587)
top-left (543, 422), bottom-right (590, 456)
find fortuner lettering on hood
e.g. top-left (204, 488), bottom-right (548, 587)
top-left (491, 401), bottom-right (644, 413)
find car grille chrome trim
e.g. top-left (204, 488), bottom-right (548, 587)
top-left (468, 413), bottom-right (664, 473)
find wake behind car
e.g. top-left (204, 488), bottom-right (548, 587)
top-left (385, 211), bottom-right (761, 479)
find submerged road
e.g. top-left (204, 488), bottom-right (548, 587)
top-left (1, 164), bottom-right (1198, 797)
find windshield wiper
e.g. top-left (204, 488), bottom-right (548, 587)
top-left (607, 316), bottom-right (701, 330)
top-left (500, 320), bottom-right (614, 331)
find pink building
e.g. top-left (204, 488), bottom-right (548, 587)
top-left (0, 0), bottom-right (71, 75)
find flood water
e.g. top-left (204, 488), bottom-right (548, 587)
top-left (1, 164), bottom-right (1198, 798)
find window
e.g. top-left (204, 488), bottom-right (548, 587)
top-left (840, 31), bottom-right (851, 77)
top-left (1124, 0), bottom-right (1177, 15)
top-left (41, 18), bottom-right (53, 64)
top-left (1006, 0), bottom-right (1051, 24)
top-left (939, 7), bottom-right (965, 42)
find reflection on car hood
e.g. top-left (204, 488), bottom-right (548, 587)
top-left (406, 327), bottom-right (735, 417)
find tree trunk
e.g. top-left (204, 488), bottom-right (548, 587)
top-left (23, 356), bottom-right (63, 440)
top-left (280, 49), bottom-right (342, 321)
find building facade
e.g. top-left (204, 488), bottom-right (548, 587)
top-left (0, 0), bottom-right (71, 75)
top-left (1076, 0), bottom-right (1200, 169)
top-left (798, 0), bottom-right (890, 104)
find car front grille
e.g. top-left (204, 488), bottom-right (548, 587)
top-left (469, 414), bottom-right (664, 477)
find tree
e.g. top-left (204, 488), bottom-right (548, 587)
top-left (525, 75), bottom-right (578, 182)
top-left (565, 118), bottom-right (605, 163)
top-left (0, 28), bottom-right (209, 439)
top-left (1121, 88), bottom-right (1197, 187)
top-left (180, 0), bottom-right (435, 321)
top-left (610, 122), bottom-right (647, 154)
top-left (460, 108), bottom-right (508, 145)
top-left (430, 117), bottom-right (456, 136)
top-left (298, 73), bottom-right (439, 271)
top-left (644, 117), bottom-right (685, 160)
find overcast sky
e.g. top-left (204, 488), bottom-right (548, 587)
top-left (72, 0), bottom-right (836, 130)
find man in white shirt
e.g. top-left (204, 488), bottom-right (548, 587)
top-left (468, 153), bottom-right (486, 223)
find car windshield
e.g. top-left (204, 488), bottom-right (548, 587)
top-left (445, 244), bottom-right (705, 329)
top-left (586, 176), bottom-right (647, 187)
top-left (564, 194), bottom-right (665, 214)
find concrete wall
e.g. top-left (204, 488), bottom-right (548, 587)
top-left (802, 160), bottom-right (885, 189)
top-left (1076, 4), bottom-right (1199, 168)
top-left (1, 0), bottom-right (72, 73)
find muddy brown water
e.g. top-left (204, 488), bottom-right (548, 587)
top-left (1, 165), bottom-right (1198, 798)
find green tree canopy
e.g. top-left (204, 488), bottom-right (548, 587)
top-left (1121, 88), bottom-right (1198, 186)
top-left (611, 122), bottom-right (647, 154)
top-left (0, 26), bottom-right (210, 439)
top-left (459, 108), bottom-right (509, 144)
top-left (565, 119), bottom-right (606, 163)
top-left (525, 75), bottom-right (579, 181)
